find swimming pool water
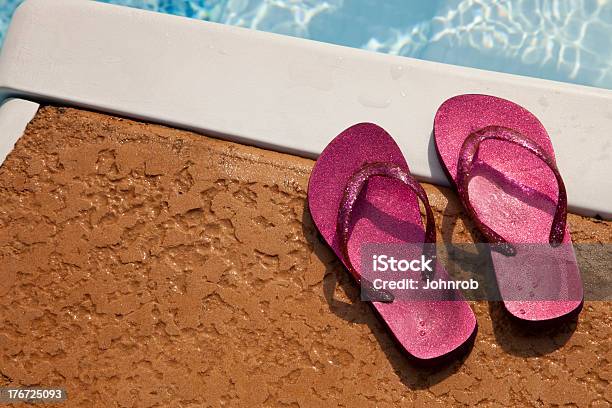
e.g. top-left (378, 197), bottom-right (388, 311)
top-left (1, 0), bottom-right (611, 90)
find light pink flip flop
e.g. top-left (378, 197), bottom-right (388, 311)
top-left (434, 94), bottom-right (583, 321)
top-left (308, 123), bottom-right (476, 361)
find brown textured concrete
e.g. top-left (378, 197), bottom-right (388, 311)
top-left (0, 106), bottom-right (610, 407)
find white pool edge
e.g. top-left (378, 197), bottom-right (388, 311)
top-left (0, 0), bottom-right (610, 218)
top-left (0, 98), bottom-right (38, 164)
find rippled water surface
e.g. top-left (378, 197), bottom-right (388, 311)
top-left (1, 0), bottom-right (611, 89)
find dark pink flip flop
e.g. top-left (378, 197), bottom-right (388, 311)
top-left (434, 94), bottom-right (583, 321)
top-left (308, 123), bottom-right (476, 361)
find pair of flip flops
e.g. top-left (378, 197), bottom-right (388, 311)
top-left (308, 94), bottom-right (583, 361)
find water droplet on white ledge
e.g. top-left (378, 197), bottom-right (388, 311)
top-left (390, 65), bottom-right (406, 80)
top-left (358, 92), bottom-right (391, 108)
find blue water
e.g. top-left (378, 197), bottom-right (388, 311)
top-left (1, 0), bottom-right (611, 89)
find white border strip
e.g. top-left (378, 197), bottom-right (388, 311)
top-left (0, 0), bottom-right (610, 217)
top-left (0, 98), bottom-right (38, 164)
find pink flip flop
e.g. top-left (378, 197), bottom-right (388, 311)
top-left (308, 123), bottom-right (476, 361)
top-left (434, 94), bottom-right (583, 321)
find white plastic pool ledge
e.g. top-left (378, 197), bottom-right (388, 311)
top-left (0, 0), bottom-right (611, 218)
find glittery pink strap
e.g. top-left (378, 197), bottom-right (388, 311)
top-left (456, 126), bottom-right (567, 255)
top-left (337, 162), bottom-right (437, 302)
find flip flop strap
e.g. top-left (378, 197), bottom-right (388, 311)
top-left (337, 162), bottom-right (437, 303)
top-left (456, 125), bottom-right (567, 256)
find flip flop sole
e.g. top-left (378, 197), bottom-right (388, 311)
top-left (434, 95), bottom-right (583, 321)
top-left (308, 123), bottom-right (477, 360)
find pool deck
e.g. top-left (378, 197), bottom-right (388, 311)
top-left (0, 106), bottom-right (609, 407)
